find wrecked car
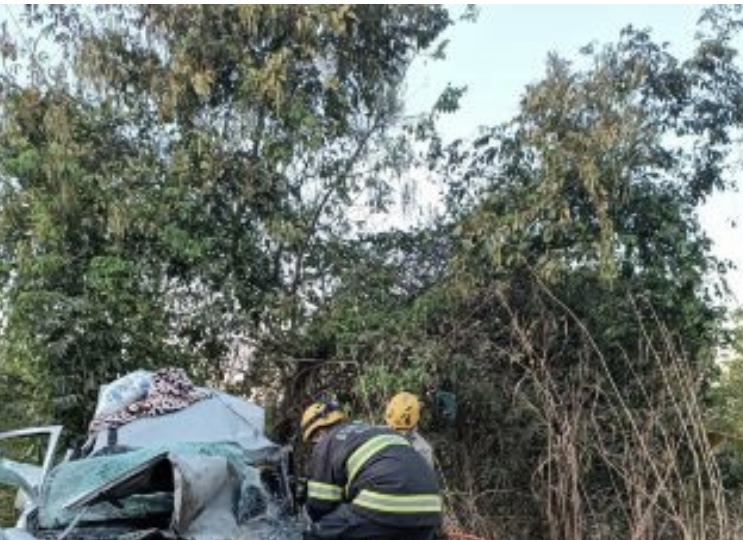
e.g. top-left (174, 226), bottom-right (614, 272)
top-left (0, 369), bottom-right (303, 540)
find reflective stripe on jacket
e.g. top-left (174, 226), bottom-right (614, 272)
top-left (307, 422), bottom-right (442, 528)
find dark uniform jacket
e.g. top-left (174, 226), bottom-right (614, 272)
top-left (306, 422), bottom-right (442, 528)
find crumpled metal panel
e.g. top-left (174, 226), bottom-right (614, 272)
top-left (38, 447), bottom-right (173, 528)
top-left (170, 454), bottom-right (239, 540)
top-left (91, 393), bottom-right (274, 453)
top-left (35, 442), bottom-right (284, 540)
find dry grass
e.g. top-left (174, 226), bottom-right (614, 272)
top-left (439, 285), bottom-right (742, 540)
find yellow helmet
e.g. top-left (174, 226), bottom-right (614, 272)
top-left (301, 401), bottom-right (346, 442)
top-left (385, 392), bottom-right (421, 430)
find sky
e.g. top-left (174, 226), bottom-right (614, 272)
top-left (404, 4), bottom-right (743, 308)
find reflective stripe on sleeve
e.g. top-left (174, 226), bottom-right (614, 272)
top-left (353, 489), bottom-right (442, 514)
top-left (308, 480), bottom-right (343, 501)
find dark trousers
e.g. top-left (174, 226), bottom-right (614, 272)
top-left (308, 504), bottom-right (436, 540)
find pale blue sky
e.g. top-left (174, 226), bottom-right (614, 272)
top-left (405, 4), bottom-right (742, 307)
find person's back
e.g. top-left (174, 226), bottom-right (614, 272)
top-left (302, 401), bottom-right (442, 540)
top-left (310, 422), bottom-right (441, 527)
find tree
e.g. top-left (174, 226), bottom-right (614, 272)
top-left (0, 5), bottom-right (453, 432)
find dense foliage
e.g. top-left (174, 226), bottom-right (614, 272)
top-left (1, 4), bottom-right (742, 538)
top-left (0, 4), bottom-right (452, 432)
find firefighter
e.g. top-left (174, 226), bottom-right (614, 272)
top-left (385, 391), bottom-right (435, 469)
top-left (301, 400), bottom-right (442, 540)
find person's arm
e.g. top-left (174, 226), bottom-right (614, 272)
top-left (306, 436), bottom-right (344, 521)
top-left (412, 431), bottom-right (436, 469)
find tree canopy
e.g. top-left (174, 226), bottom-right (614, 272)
top-left (0, 4), bottom-right (453, 432)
